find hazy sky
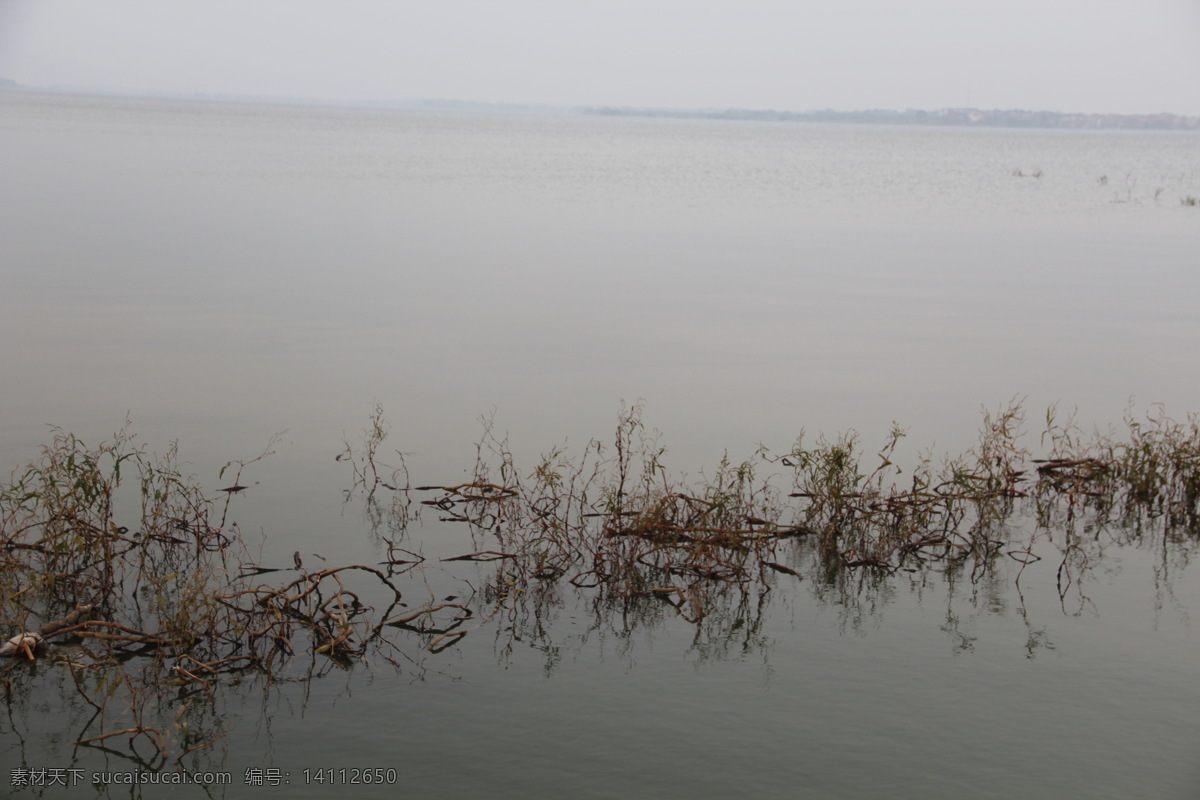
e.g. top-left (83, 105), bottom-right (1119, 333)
top-left (1, 0), bottom-right (1198, 115)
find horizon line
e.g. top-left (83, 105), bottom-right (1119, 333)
top-left (3, 81), bottom-right (1197, 127)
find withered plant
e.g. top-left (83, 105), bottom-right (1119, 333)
top-left (5, 399), bottom-right (1200, 764)
top-left (0, 424), bottom-right (408, 765)
top-left (378, 399), bottom-right (1200, 633)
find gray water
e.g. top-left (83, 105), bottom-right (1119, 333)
top-left (1, 91), bottom-right (1199, 798)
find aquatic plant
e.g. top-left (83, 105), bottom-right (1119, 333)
top-left (4, 400), bottom-right (1199, 764)
top-left (369, 399), bottom-right (1200, 627)
top-left (0, 425), bottom-right (409, 764)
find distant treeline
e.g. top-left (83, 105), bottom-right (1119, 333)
top-left (3, 83), bottom-right (1195, 131)
top-left (582, 105), bottom-right (1200, 131)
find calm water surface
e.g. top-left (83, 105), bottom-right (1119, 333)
top-left (1, 91), bottom-right (1199, 798)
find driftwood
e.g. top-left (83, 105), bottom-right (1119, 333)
top-left (0, 603), bottom-right (95, 659)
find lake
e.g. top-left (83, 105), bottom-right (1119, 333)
top-left (1, 90), bottom-right (1199, 798)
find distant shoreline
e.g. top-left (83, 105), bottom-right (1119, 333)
top-left (2, 82), bottom-right (1196, 131)
top-left (581, 105), bottom-right (1200, 132)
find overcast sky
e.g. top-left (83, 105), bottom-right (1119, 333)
top-left (1, 0), bottom-right (1198, 115)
